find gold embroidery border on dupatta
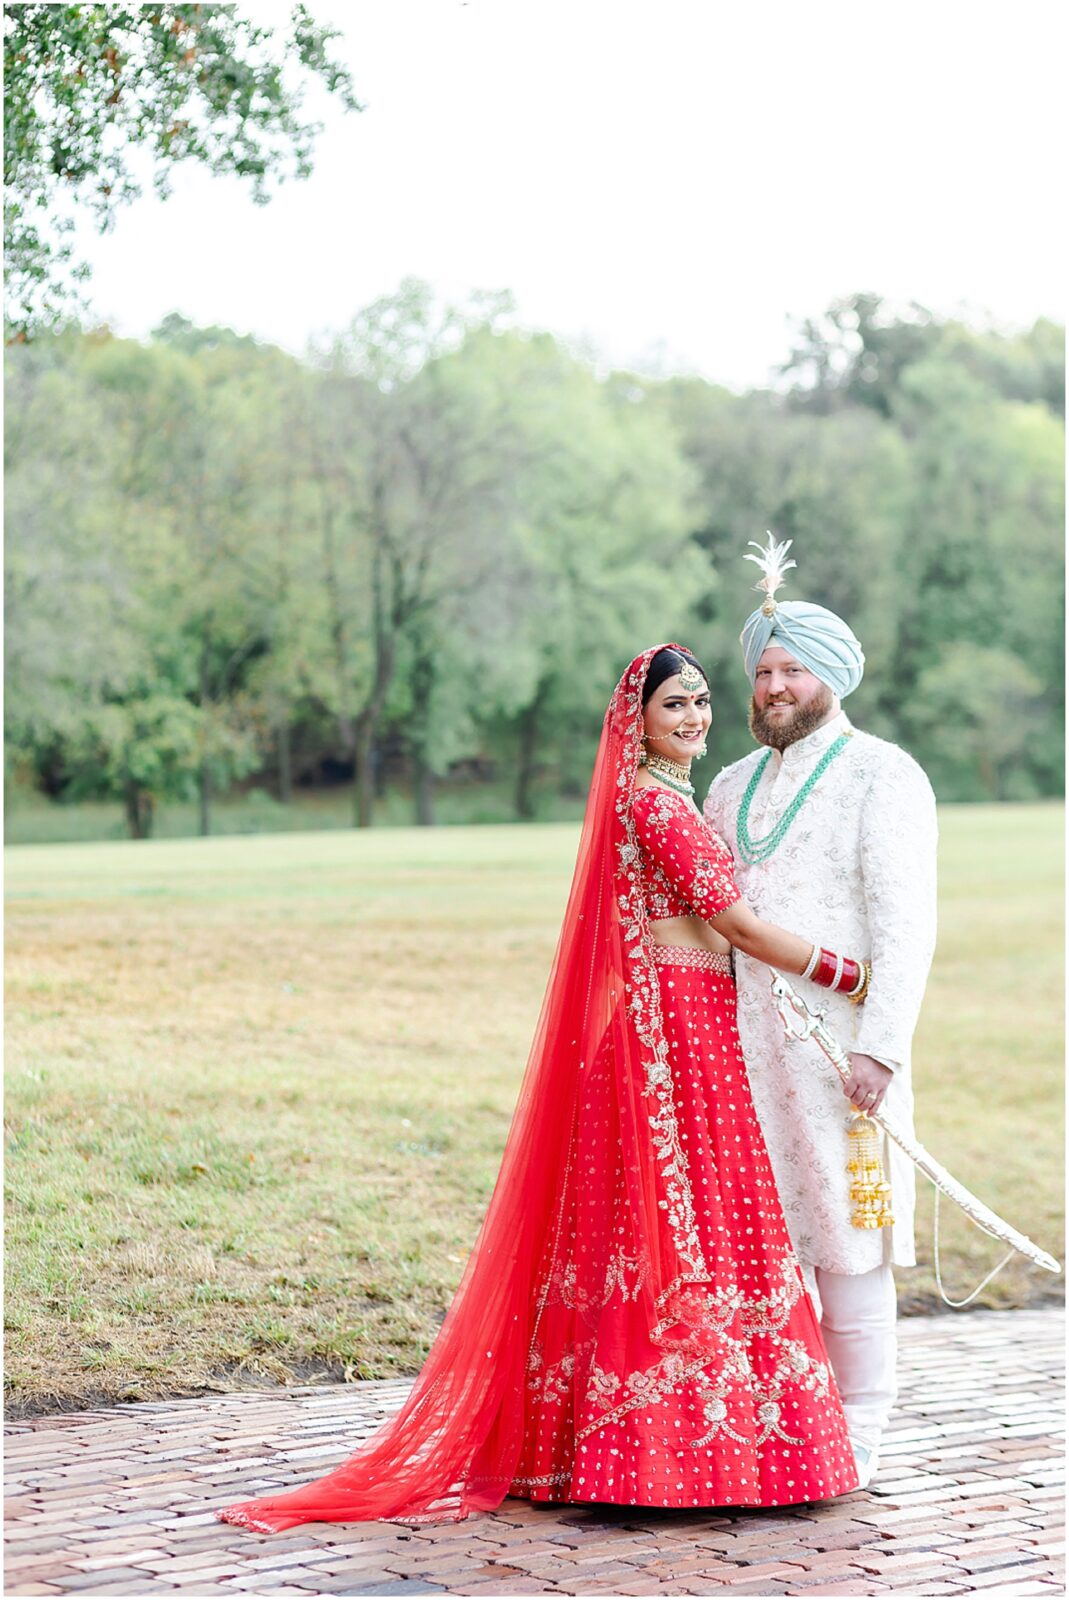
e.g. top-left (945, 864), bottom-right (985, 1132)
top-left (614, 661), bottom-right (708, 1284)
top-left (520, 649), bottom-right (692, 1383)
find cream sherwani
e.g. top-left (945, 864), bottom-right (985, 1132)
top-left (704, 712), bottom-right (938, 1273)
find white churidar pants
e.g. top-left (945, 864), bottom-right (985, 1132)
top-left (802, 1263), bottom-right (898, 1449)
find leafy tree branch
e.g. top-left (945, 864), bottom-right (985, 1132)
top-left (4, 2), bottom-right (361, 337)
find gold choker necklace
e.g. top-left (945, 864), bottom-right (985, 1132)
top-left (639, 751), bottom-right (695, 796)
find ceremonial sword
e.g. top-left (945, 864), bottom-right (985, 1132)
top-left (769, 972), bottom-right (1061, 1277)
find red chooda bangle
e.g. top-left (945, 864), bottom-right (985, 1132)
top-left (808, 947), bottom-right (863, 995)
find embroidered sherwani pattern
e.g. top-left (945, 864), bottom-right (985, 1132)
top-left (703, 711), bottom-right (938, 1273)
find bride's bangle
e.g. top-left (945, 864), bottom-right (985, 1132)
top-left (847, 961), bottom-right (872, 1005)
top-left (806, 947), bottom-right (870, 998)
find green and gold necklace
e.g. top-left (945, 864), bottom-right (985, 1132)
top-left (736, 733), bottom-right (851, 864)
top-left (638, 751), bottom-right (694, 797)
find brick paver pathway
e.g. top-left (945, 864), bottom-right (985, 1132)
top-left (5, 1308), bottom-right (1063, 1598)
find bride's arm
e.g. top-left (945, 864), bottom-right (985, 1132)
top-left (709, 899), bottom-right (812, 974)
top-left (712, 894), bottom-right (870, 1000)
top-left (712, 893), bottom-right (870, 999)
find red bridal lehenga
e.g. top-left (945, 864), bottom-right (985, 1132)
top-left (218, 645), bottom-right (858, 1533)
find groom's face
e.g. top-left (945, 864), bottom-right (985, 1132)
top-left (750, 647), bottom-right (836, 749)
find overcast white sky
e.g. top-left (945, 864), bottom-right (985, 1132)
top-left (74, 0), bottom-right (1066, 390)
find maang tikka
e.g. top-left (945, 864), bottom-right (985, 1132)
top-left (674, 655), bottom-right (708, 756)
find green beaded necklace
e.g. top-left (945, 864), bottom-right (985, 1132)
top-left (736, 732), bottom-right (851, 865)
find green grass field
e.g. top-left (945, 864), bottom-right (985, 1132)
top-left (3, 778), bottom-right (588, 845)
top-left (4, 805), bottom-right (1063, 1416)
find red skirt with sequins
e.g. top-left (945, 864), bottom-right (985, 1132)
top-left (508, 946), bottom-right (858, 1509)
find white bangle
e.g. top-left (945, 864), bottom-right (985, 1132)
top-left (831, 951), bottom-right (845, 992)
top-left (801, 944), bottom-right (820, 981)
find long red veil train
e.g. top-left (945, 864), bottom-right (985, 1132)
top-left (219, 644), bottom-right (748, 1531)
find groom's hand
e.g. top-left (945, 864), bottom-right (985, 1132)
top-left (843, 1053), bottom-right (893, 1115)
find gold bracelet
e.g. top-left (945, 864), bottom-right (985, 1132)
top-left (847, 961), bottom-right (872, 1005)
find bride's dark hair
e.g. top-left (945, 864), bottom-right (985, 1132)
top-left (642, 646), bottom-right (709, 706)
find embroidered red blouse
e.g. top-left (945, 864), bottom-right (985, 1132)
top-left (632, 783), bottom-right (742, 922)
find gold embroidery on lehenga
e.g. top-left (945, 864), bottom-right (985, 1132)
top-left (602, 1249), bottom-right (649, 1304)
top-left (509, 1468), bottom-right (572, 1488)
top-left (544, 1247), bottom-right (651, 1315)
top-left (650, 1275), bottom-right (747, 1342)
top-left (738, 1256), bottom-right (804, 1334)
top-left (573, 1258), bottom-right (810, 1446)
top-left (586, 1361), bottom-right (622, 1403)
top-left (575, 1351), bottom-right (705, 1441)
top-left (650, 944), bottom-right (733, 977)
top-left (526, 1348), bottom-right (576, 1404)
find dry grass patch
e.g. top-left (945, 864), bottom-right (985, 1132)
top-left (4, 808), bottom-right (1063, 1414)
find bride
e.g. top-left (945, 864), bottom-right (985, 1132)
top-left (218, 644), bottom-right (868, 1532)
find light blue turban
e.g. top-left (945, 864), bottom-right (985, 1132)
top-left (740, 601), bottom-right (865, 698)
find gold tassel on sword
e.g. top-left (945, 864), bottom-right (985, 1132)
top-left (769, 973), bottom-right (1061, 1278)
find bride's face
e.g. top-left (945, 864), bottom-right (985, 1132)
top-left (643, 673), bottom-right (712, 763)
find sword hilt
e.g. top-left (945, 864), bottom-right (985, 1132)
top-left (770, 973), bottom-right (821, 1043)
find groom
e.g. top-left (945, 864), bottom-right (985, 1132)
top-left (703, 555), bottom-right (938, 1487)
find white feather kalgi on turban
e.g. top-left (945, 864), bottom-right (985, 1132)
top-left (740, 535), bottom-right (866, 699)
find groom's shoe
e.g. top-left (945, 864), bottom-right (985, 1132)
top-left (852, 1437), bottom-right (881, 1490)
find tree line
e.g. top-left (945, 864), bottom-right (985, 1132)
top-left (5, 286), bottom-right (1064, 836)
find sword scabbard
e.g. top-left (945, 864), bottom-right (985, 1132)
top-left (769, 972), bottom-right (1060, 1276)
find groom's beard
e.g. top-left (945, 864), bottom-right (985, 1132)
top-left (749, 683), bottom-right (835, 750)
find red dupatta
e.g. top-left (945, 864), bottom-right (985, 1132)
top-left (218, 643), bottom-right (723, 1531)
